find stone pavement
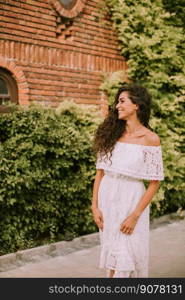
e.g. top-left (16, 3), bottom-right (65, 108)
top-left (0, 216), bottom-right (185, 278)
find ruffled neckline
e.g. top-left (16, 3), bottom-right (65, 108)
top-left (116, 141), bottom-right (161, 149)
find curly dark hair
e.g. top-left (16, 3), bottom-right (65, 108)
top-left (93, 83), bottom-right (152, 160)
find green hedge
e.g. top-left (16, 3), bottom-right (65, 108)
top-left (0, 102), bottom-right (101, 255)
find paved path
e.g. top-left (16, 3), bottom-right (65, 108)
top-left (0, 219), bottom-right (185, 278)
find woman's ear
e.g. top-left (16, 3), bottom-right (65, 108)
top-left (135, 104), bottom-right (139, 110)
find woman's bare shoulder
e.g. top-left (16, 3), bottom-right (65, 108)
top-left (145, 129), bottom-right (161, 146)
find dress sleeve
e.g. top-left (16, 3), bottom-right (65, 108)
top-left (96, 153), bottom-right (104, 169)
top-left (142, 146), bottom-right (164, 181)
top-left (95, 144), bottom-right (164, 181)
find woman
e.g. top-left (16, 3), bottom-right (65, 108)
top-left (92, 84), bottom-right (164, 278)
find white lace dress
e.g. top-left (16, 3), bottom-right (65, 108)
top-left (96, 142), bottom-right (164, 278)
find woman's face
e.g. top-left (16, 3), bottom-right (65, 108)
top-left (116, 91), bottom-right (138, 120)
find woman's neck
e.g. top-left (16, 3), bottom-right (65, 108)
top-left (125, 119), bottom-right (144, 135)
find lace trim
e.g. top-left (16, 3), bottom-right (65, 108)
top-left (96, 165), bottom-right (164, 181)
top-left (106, 269), bottom-right (133, 278)
top-left (99, 247), bottom-right (135, 272)
top-left (116, 141), bottom-right (161, 148)
top-left (96, 144), bottom-right (164, 181)
top-left (100, 247), bottom-right (148, 278)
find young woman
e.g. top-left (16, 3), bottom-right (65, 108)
top-left (92, 84), bottom-right (164, 278)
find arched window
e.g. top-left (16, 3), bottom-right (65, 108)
top-left (0, 68), bottom-right (18, 112)
top-left (50, 0), bottom-right (85, 18)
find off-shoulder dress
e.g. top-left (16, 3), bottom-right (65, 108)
top-left (96, 141), bottom-right (164, 278)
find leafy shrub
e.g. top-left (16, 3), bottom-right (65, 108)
top-left (102, 0), bottom-right (185, 218)
top-left (0, 102), bottom-right (101, 255)
top-left (100, 70), bottom-right (128, 105)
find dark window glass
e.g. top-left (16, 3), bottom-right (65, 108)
top-left (0, 78), bottom-right (9, 95)
top-left (59, 0), bottom-right (77, 9)
top-left (0, 68), bottom-right (18, 111)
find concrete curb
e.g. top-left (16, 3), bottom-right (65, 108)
top-left (0, 232), bottom-right (100, 272)
top-left (0, 210), bottom-right (184, 272)
top-left (150, 210), bottom-right (185, 228)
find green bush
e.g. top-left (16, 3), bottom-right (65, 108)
top-left (102, 0), bottom-right (185, 218)
top-left (0, 102), bottom-right (101, 255)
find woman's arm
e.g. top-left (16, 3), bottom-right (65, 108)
top-left (91, 169), bottom-right (104, 231)
top-left (120, 180), bottom-right (160, 235)
top-left (91, 169), bottom-right (104, 209)
top-left (133, 180), bottom-right (160, 218)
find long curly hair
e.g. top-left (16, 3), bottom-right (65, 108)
top-left (93, 83), bottom-right (152, 160)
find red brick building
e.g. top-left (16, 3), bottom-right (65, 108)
top-left (0, 0), bottom-right (126, 113)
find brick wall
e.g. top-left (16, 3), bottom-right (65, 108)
top-left (0, 0), bottom-right (126, 112)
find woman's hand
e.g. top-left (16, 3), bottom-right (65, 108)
top-left (92, 207), bottom-right (104, 231)
top-left (120, 213), bottom-right (139, 235)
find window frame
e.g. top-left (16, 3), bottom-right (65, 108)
top-left (0, 68), bottom-right (18, 113)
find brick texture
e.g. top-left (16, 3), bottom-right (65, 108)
top-left (0, 0), bottom-right (126, 113)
